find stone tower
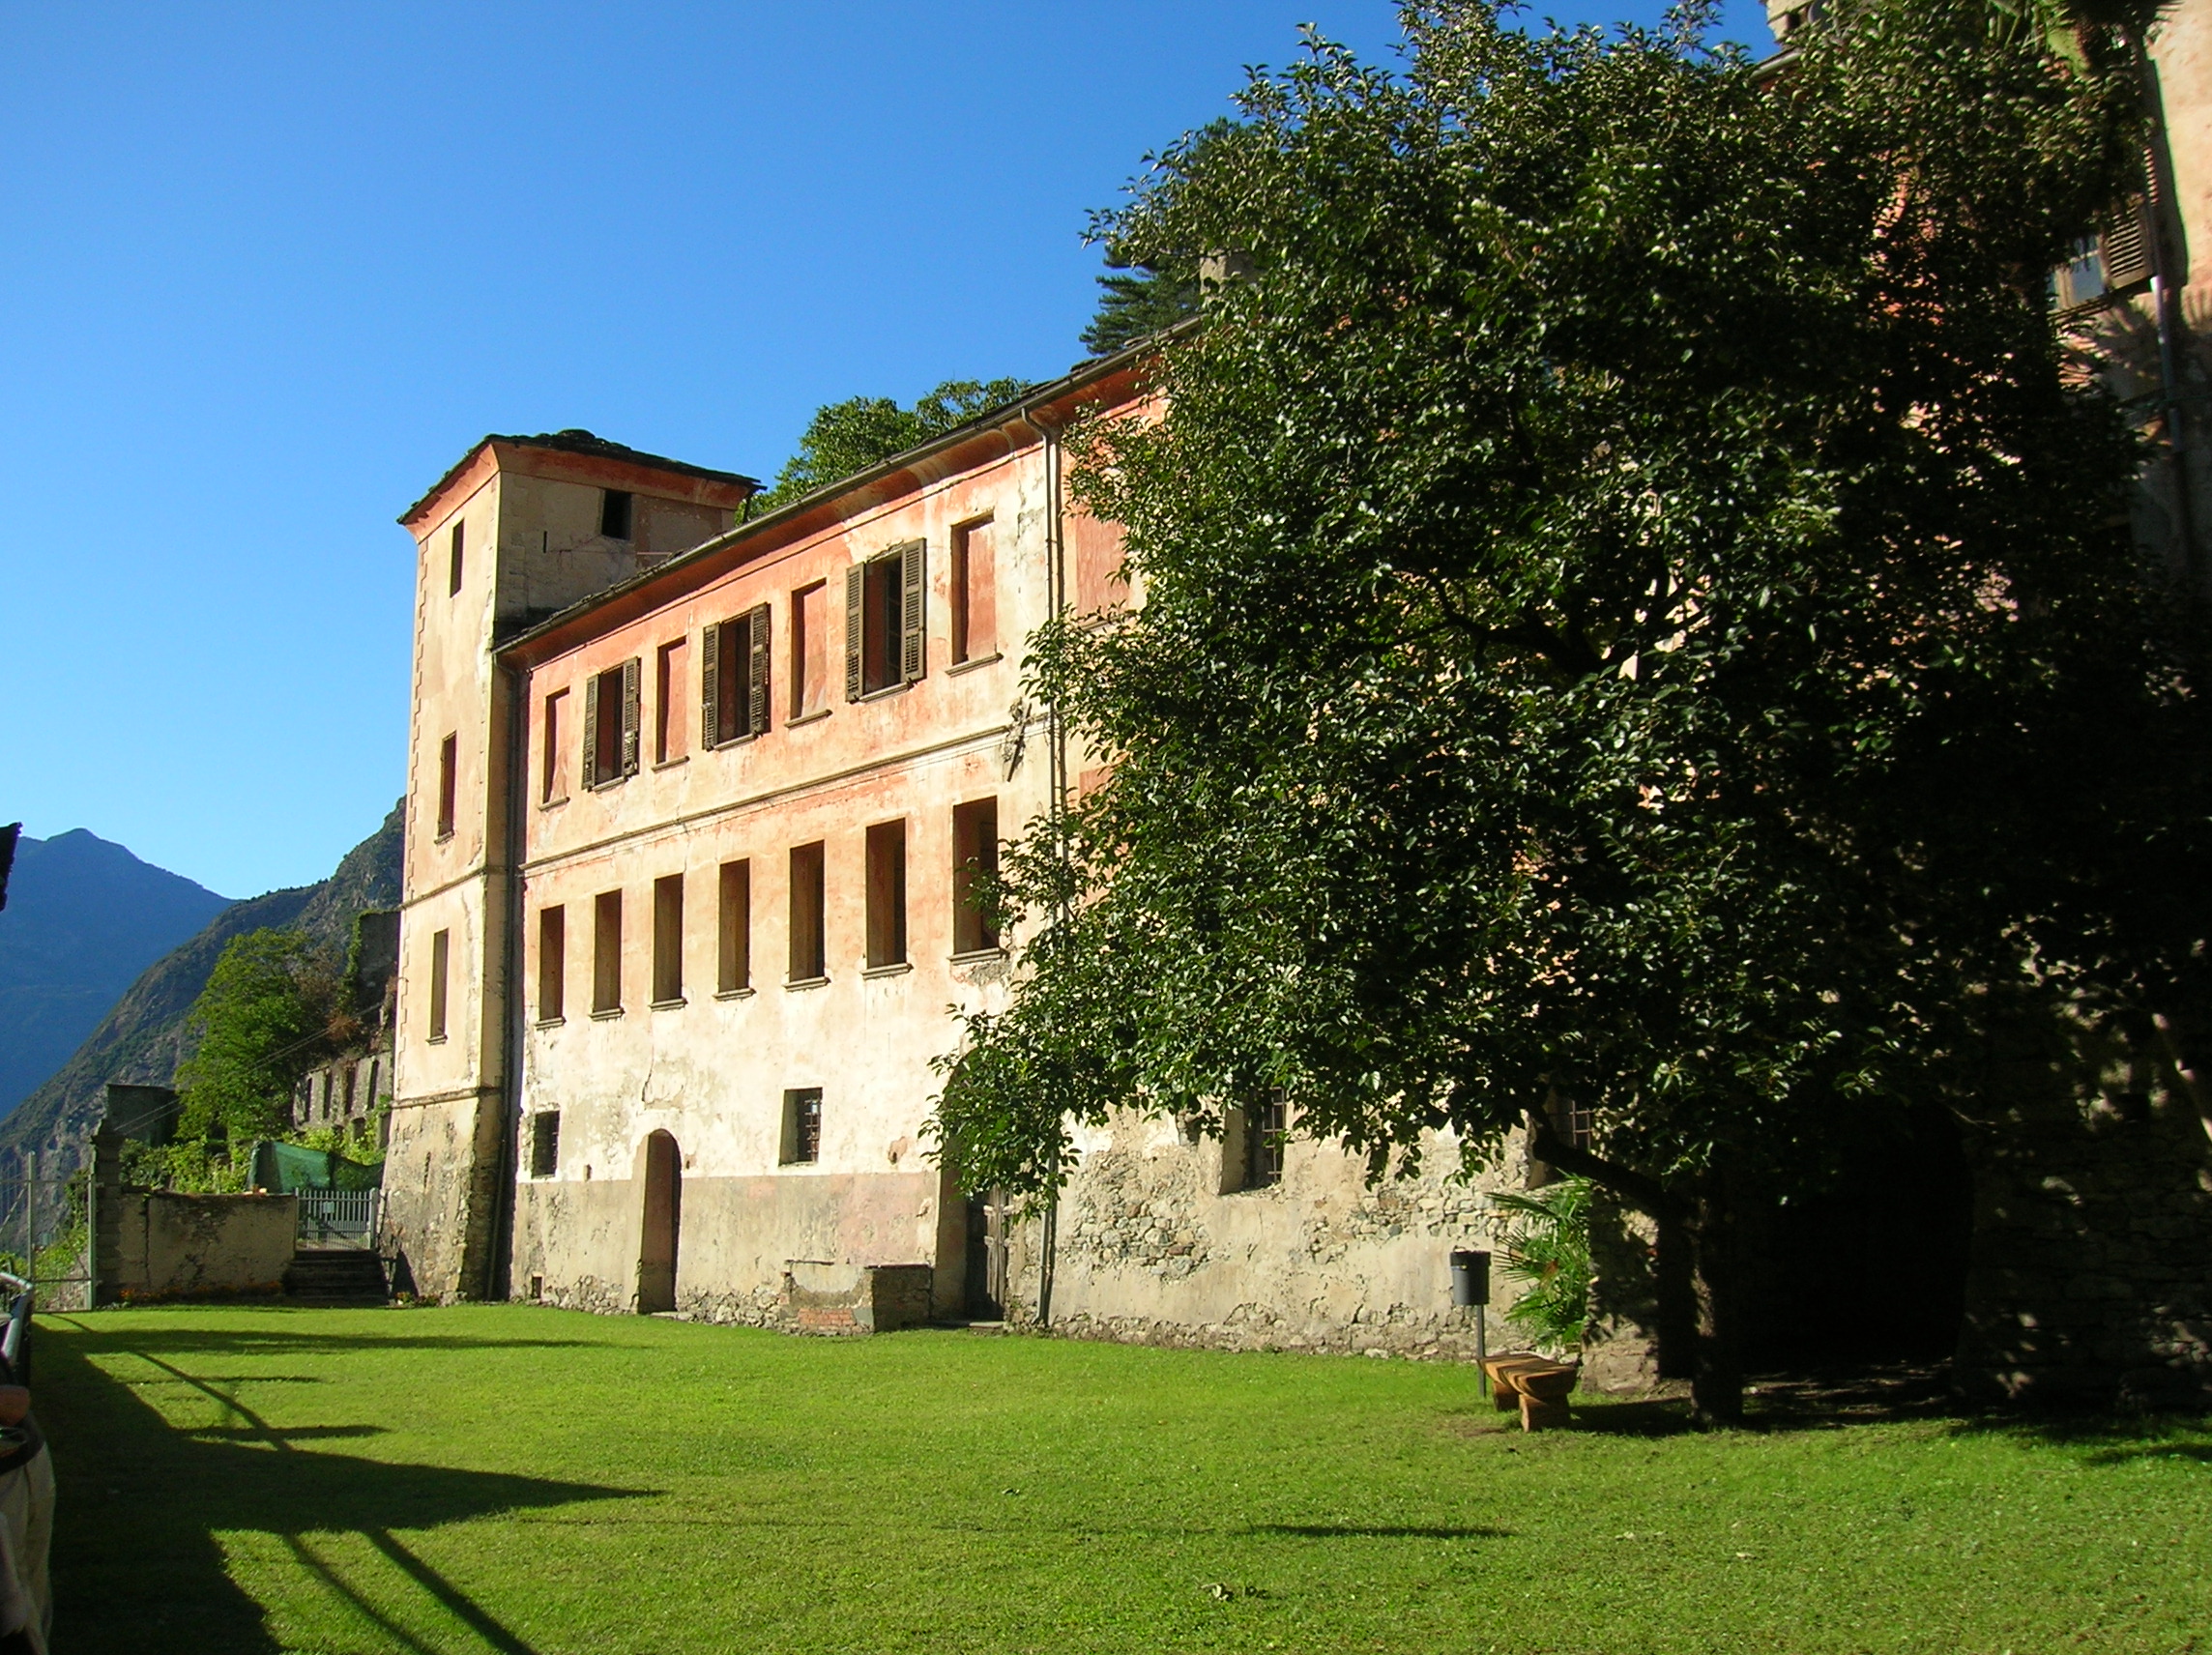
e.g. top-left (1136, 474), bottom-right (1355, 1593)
top-left (384, 431), bottom-right (755, 1298)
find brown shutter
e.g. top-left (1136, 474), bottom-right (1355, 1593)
top-left (747, 604), bottom-right (771, 736)
top-left (582, 673), bottom-right (600, 789)
top-left (621, 657), bottom-right (642, 776)
top-left (845, 565), bottom-right (864, 701)
top-left (900, 538), bottom-right (926, 683)
top-left (2099, 196), bottom-right (2153, 291)
top-left (700, 623), bottom-right (721, 751)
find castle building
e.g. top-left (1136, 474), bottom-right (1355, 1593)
top-left (382, 2), bottom-right (2212, 1389)
top-left (382, 351), bottom-right (1521, 1353)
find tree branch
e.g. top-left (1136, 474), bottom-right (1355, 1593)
top-left (1524, 1107), bottom-right (1685, 1223)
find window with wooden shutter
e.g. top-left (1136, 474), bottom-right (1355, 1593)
top-left (746, 604), bottom-right (771, 736)
top-left (620, 657), bottom-right (641, 776)
top-left (900, 539), bottom-right (926, 682)
top-left (716, 859), bottom-right (751, 994)
top-left (2099, 196), bottom-right (2153, 292)
top-left (844, 566), bottom-right (865, 701)
top-left (428, 929), bottom-right (451, 1042)
top-left (699, 622), bottom-right (721, 751)
top-left (583, 673), bottom-right (600, 787)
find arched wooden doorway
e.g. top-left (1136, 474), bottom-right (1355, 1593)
top-left (637, 1130), bottom-right (682, 1314)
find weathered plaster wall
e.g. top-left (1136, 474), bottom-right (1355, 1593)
top-left (385, 439), bottom-right (746, 1300)
top-left (507, 431), bottom-right (1067, 1320)
top-left (999, 1112), bottom-right (1521, 1364)
top-left (113, 1193), bottom-right (297, 1300)
top-left (512, 1171), bottom-right (944, 1326)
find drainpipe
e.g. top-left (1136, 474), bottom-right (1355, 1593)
top-left (2132, 34), bottom-right (2204, 606)
top-left (485, 658), bottom-right (528, 1300)
top-left (1011, 398), bottom-right (1068, 1328)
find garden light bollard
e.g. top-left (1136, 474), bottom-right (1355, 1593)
top-left (1450, 1249), bottom-right (1490, 1395)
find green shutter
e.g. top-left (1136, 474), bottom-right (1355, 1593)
top-left (700, 623), bottom-right (720, 751)
top-left (845, 565), bottom-right (864, 701)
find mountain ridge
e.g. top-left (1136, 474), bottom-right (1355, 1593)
top-left (0, 800), bottom-right (404, 1173)
top-left (0, 828), bottom-right (233, 1121)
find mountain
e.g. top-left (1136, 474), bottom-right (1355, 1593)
top-left (0, 801), bottom-right (404, 1173)
top-left (0, 830), bottom-right (233, 1123)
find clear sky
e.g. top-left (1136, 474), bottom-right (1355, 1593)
top-left (0, 1), bottom-right (1772, 901)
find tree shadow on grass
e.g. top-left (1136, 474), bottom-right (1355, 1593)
top-left (1940, 1409), bottom-right (2212, 1465)
top-left (42, 1319), bottom-right (648, 1654)
top-left (53, 1312), bottom-right (601, 1363)
top-left (1249, 1524), bottom-right (1511, 1540)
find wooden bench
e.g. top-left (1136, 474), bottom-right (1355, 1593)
top-left (1482, 1352), bottom-right (1579, 1431)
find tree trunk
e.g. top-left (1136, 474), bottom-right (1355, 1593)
top-left (1687, 1171), bottom-right (1745, 1428)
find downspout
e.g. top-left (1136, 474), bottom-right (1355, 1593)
top-left (1012, 398), bottom-right (1068, 1328)
top-left (2132, 34), bottom-right (2204, 605)
top-left (486, 657), bottom-right (528, 1300)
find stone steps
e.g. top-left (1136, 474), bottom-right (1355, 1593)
top-left (283, 1249), bottom-right (390, 1306)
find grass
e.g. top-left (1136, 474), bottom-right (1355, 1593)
top-left (37, 1306), bottom-right (2212, 1654)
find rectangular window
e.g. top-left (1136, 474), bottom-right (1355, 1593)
top-left (436, 734), bottom-right (458, 839)
top-left (540, 689), bottom-right (568, 804)
top-left (1245, 1093), bottom-right (1286, 1191)
top-left (593, 889), bottom-right (623, 1014)
top-left (448, 521), bottom-right (465, 597)
top-left (655, 638), bottom-right (687, 764)
top-left (951, 516), bottom-right (995, 663)
top-left (528, 1111), bottom-right (560, 1178)
top-left (600, 488), bottom-right (633, 539)
top-left (653, 873), bottom-right (684, 1004)
top-left (428, 929), bottom-right (451, 1041)
top-left (788, 841), bottom-right (826, 982)
top-left (952, 797), bottom-right (1001, 955)
top-left (791, 580), bottom-right (830, 719)
top-left (717, 859), bottom-right (751, 994)
top-left (782, 1087), bottom-right (823, 1166)
top-left (584, 660), bottom-right (640, 787)
top-left (865, 819), bottom-right (907, 970)
top-left (701, 607), bottom-right (770, 747)
top-left (846, 540), bottom-right (925, 698)
top-left (538, 905), bottom-right (565, 1022)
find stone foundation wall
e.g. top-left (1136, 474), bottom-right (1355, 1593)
top-left (1956, 1007), bottom-right (2212, 1406)
top-left (1001, 1111), bottom-right (1535, 1367)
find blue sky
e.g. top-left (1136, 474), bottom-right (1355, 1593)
top-left (0, 0), bottom-right (1772, 900)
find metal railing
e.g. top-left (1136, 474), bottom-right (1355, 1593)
top-left (297, 1188), bottom-right (379, 1250)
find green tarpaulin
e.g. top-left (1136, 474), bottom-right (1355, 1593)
top-left (250, 1140), bottom-right (383, 1193)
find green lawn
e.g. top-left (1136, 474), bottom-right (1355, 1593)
top-left (36, 1307), bottom-right (2212, 1654)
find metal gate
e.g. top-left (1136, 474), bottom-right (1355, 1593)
top-left (297, 1188), bottom-right (379, 1249)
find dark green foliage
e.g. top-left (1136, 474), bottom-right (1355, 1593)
top-left (1078, 120), bottom-right (1234, 357)
top-left (754, 378), bottom-right (1033, 512)
top-left (174, 928), bottom-right (342, 1147)
top-left (932, 0), bottom-right (2205, 1418)
top-left (1080, 255), bottom-right (1201, 358)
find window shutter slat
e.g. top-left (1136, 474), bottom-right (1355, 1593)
top-left (621, 657), bottom-right (642, 776)
top-left (582, 675), bottom-right (600, 789)
top-left (900, 539), bottom-right (926, 683)
top-left (747, 604), bottom-right (771, 737)
top-left (700, 623), bottom-right (720, 751)
top-left (2100, 196), bottom-right (2153, 291)
top-left (845, 565), bottom-right (864, 702)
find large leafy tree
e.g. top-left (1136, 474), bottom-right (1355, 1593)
top-left (932, 0), bottom-right (2206, 1422)
top-left (754, 378), bottom-right (1033, 511)
top-left (176, 928), bottom-right (345, 1147)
